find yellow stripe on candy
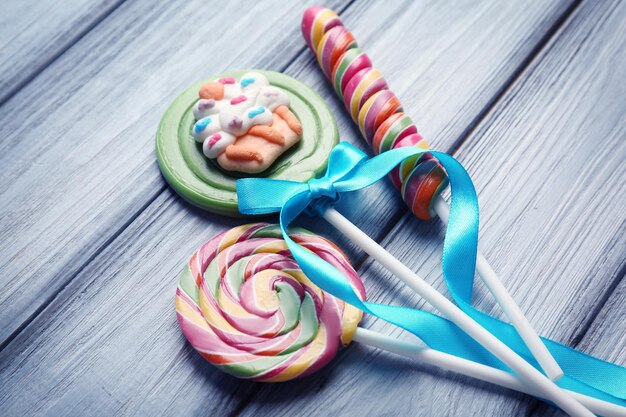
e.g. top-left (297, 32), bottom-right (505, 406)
top-left (250, 269), bottom-right (282, 311)
top-left (176, 223), bottom-right (366, 382)
top-left (217, 283), bottom-right (251, 318)
top-left (349, 70), bottom-right (382, 121)
top-left (311, 9), bottom-right (338, 51)
top-left (218, 224), bottom-right (256, 252)
top-left (262, 325), bottom-right (329, 382)
top-left (175, 294), bottom-right (211, 329)
top-left (356, 90), bottom-right (378, 135)
top-left (341, 302), bottom-right (363, 345)
top-left (255, 240), bottom-right (289, 254)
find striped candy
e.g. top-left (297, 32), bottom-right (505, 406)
top-left (175, 223), bottom-right (365, 382)
top-left (302, 7), bottom-right (448, 220)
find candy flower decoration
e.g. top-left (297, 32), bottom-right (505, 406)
top-left (156, 70), bottom-right (339, 216)
top-left (301, 6), bottom-right (564, 382)
top-left (191, 72), bottom-right (303, 173)
top-left (175, 223), bottom-right (624, 417)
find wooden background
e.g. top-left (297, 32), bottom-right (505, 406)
top-left (0, 0), bottom-right (624, 415)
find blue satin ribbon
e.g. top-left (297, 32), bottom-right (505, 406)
top-left (237, 142), bottom-right (626, 406)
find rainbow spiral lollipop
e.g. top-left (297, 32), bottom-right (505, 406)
top-left (175, 223), bottom-right (365, 382)
top-left (302, 6), bottom-right (448, 220)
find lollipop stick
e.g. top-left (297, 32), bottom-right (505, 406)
top-left (321, 207), bottom-right (593, 417)
top-left (300, 5), bottom-right (562, 382)
top-left (353, 328), bottom-right (625, 417)
top-left (432, 195), bottom-right (564, 381)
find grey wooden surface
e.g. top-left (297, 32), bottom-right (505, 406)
top-left (0, 0), bottom-right (623, 416)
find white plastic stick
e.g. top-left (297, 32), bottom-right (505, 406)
top-left (432, 195), bottom-right (564, 381)
top-left (321, 207), bottom-right (592, 417)
top-left (353, 328), bottom-right (625, 417)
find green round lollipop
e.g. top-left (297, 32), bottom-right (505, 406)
top-left (156, 70), bottom-right (338, 216)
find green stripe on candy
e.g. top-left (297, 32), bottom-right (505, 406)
top-left (215, 354), bottom-right (289, 379)
top-left (275, 282), bottom-right (302, 335)
top-left (225, 257), bottom-right (247, 296)
top-left (378, 114), bottom-right (415, 154)
top-left (213, 293), bottom-right (320, 379)
top-left (204, 259), bottom-right (221, 297)
top-left (178, 265), bottom-right (200, 304)
top-left (332, 48), bottom-right (358, 99)
top-left (249, 224), bottom-right (313, 240)
top-left (278, 292), bottom-right (319, 354)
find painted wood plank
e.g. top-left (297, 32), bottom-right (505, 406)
top-left (532, 273), bottom-right (625, 416)
top-left (239, 0), bottom-right (626, 416)
top-left (0, 0), bottom-right (349, 347)
top-left (0, 0), bottom-right (574, 354)
top-left (0, 0), bottom-right (123, 106)
top-left (0, 1), bottom-right (587, 416)
top-left (0, 195), bottom-right (260, 416)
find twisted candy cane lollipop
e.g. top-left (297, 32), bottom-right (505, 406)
top-left (302, 7), bottom-right (447, 221)
top-left (175, 223), bottom-right (623, 417)
top-left (301, 6), bottom-right (563, 382)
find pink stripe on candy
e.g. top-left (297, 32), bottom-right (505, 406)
top-left (207, 134), bottom-right (222, 149)
top-left (230, 95), bottom-right (247, 105)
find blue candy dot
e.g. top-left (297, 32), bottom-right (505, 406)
top-left (248, 106), bottom-right (265, 119)
top-left (241, 77), bottom-right (255, 88)
top-left (194, 117), bottom-right (212, 133)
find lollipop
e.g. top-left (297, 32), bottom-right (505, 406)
top-left (301, 6), bottom-right (563, 382)
top-left (175, 224), bottom-right (622, 417)
top-left (156, 70), bottom-right (338, 216)
top-left (191, 72), bottom-right (302, 173)
top-left (175, 223), bottom-right (365, 381)
top-left (302, 7), bottom-right (446, 221)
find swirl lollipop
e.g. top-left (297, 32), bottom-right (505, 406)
top-left (175, 223), bottom-right (365, 381)
top-left (174, 224), bottom-right (622, 417)
top-left (301, 6), bottom-right (564, 382)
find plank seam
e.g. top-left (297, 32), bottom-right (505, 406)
top-left (526, 261), bottom-right (626, 415)
top-left (570, 260), bottom-right (626, 347)
top-left (5, 1), bottom-right (616, 415)
top-left (229, 1), bottom-right (589, 413)
top-left (0, 0), bottom-right (128, 108)
top-left (446, 0), bottom-right (583, 157)
top-left (227, 3), bottom-right (366, 414)
top-left (0, 184), bottom-right (166, 353)
top-left (228, 1), bottom-right (606, 414)
top-left (0, 0), bottom-right (355, 355)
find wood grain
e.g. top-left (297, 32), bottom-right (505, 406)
top-left (0, 0), bottom-right (124, 106)
top-left (0, 0), bottom-right (348, 346)
top-left (1, 0), bottom-right (623, 416)
top-left (0, 0), bottom-right (574, 351)
top-left (0, 195), bottom-right (258, 416)
top-left (533, 273), bottom-right (625, 416)
top-left (238, 0), bottom-right (625, 416)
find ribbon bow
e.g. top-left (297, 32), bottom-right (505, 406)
top-left (238, 142), bottom-right (369, 218)
top-left (238, 142), bottom-right (626, 406)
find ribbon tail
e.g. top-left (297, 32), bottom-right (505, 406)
top-left (427, 150), bottom-right (626, 402)
top-left (236, 142), bottom-right (626, 405)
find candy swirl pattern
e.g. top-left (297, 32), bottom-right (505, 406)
top-left (175, 223), bottom-right (365, 382)
top-left (302, 7), bottom-right (449, 220)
